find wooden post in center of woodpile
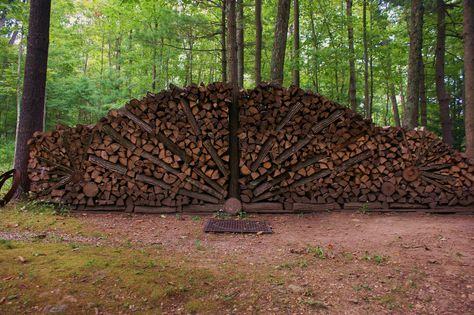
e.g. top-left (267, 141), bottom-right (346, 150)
top-left (227, 0), bottom-right (241, 200)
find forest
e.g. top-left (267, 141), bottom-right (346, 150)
top-left (0, 0), bottom-right (471, 162)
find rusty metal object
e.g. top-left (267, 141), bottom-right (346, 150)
top-left (0, 169), bottom-right (21, 207)
top-left (402, 166), bottom-right (420, 182)
top-left (204, 219), bottom-right (273, 234)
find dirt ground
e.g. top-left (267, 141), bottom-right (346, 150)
top-left (1, 208), bottom-right (474, 314)
top-left (78, 211), bottom-right (474, 314)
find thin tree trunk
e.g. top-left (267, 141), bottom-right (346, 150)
top-left (292, 0), bottom-right (300, 87)
top-left (346, 0), bottom-right (357, 112)
top-left (436, 0), bottom-right (454, 145)
top-left (363, 0), bottom-right (369, 118)
top-left (255, 0), bottom-right (262, 84)
top-left (226, 0), bottom-right (240, 199)
top-left (420, 57), bottom-right (427, 127)
top-left (464, 0), bottom-right (474, 159)
top-left (308, 0), bottom-right (319, 92)
top-left (405, 0), bottom-right (423, 128)
top-left (221, 0), bottom-right (227, 82)
top-left (14, 0), bottom-right (51, 193)
top-left (15, 27), bottom-right (24, 150)
top-left (237, 0), bottom-right (244, 86)
top-left (152, 45), bottom-right (157, 90)
top-left (270, 0), bottom-right (291, 84)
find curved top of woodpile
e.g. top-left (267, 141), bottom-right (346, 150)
top-left (27, 82), bottom-right (474, 211)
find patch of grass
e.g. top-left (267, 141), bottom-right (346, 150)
top-left (353, 283), bottom-right (372, 292)
top-left (357, 202), bottom-right (369, 214)
top-left (362, 253), bottom-right (387, 264)
top-left (307, 245), bottom-right (326, 259)
top-left (0, 239), bottom-right (14, 249)
top-left (214, 210), bottom-right (230, 219)
top-left (191, 215), bottom-right (201, 221)
top-left (0, 241), bottom-right (221, 314)
top-left (0, 202), bottom-right (103, 238)
top-left (277, 259), bottom-right (308, 270)
top-left (378, 294), bottom-right (401, 309)
top-left (194, 239), bottom-right (204, 250)
top-left (238, 211), bottom-right (248, 219)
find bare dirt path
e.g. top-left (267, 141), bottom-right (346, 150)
top-left (76, 211), bottom-right (474, 314)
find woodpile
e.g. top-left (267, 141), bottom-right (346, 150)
top-left (29, 83), bottom-right (231, 211)
top-left (27, 82), bottom-right (474, 213)
top-left (238, 83), bottom-right (474, 209)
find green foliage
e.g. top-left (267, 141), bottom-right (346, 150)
top-left (0, 0), bottom-right (467, 150)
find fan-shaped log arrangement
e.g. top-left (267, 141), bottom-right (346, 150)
top-left (27, 83), bottom-right (474, 213)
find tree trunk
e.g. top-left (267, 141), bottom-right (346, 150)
top-left (237, 0), bottom-right (244, 87)
top-left (435, 0), bottom-right (454, 145)
top-left (388, 55), bottom-right (401, 127)
top-left (14, 0), bottom-right (51, 193)
top-left (255, 0), bottom-right (262, 84)
top-left (464, 0), bottom-right (474, 158)
top-left (363, 0), bottom-right (369, 118)
top-left (221, 0), bottom-right (227, 82)
top-left (16, 27), bottom-right (24, 152)
top-left (308, 0), bottom-right (319, 92)
top-left (270, 0), bottom-right (291, 84)
top-left (405, 0), bottom-right (423, 129)
top-left (419, 57), bottom-right (427, 127)
top-left (226, 0), bottom-right (240, 199)
top-left (292, 0), bottom-right (300, 87)
top-left (346, 0), bottom-right (357, 112)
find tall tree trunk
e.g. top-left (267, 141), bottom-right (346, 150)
top-left (292, 0), bottom-right (300, 87)
top-left (237, 0), bottom-right (244, 86)
top-left (152, 45), bottom-right (157, 90)
top-left (221, 0), bottom-right (227, 82)
top-left (15, 27), bottom-right (24, 149)
top-left (255, 0), bottom-right (262, 84)
top-left (420, 57), bottom-right (427, 127)
top-left (226, 0), bottom-right (240, 199)
top-left (270, 0), bottom-right (291, 84)
top-left (388, 53), bottom-right (401, 127)
top-left (464, 0), bottom-right (474, 159)
top-left (363, 0), bottom-right (369, 118)
top-left (346, 0), bottom-right (357, 112)
top-left (436, 0), bottom-right (454, 145)
top-left (14, 0), bottom-right (51, 193)
top-left (405, 0), bottom-right (423, 129)
top-left (308, 0), bottom-right (319, 92)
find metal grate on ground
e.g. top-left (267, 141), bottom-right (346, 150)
top-left (203, 219), bottom-right (273, 234)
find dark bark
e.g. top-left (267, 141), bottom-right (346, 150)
top-left (464, 0), bottom-right (474, 159)
top-left (388, 55), bottom-right (401, 127)
top-left (420, 57), bottom-right (427, 127)
top-left (237, 0), bottom-right (244, 86)
top-left (405, 0), bottom-right (423, 129)
top-left (435, 0), bottom-right (453, 145)
top-left (14, 0), bottom-right (51, 193)
top-left (308, 0), bottom-right (319, 92)
top-left (346, 0), bottom-right (357, 112)
top-left (226, 0), bottom-right (240, 199)
top-left (270, 0), bottom-right (291, 84)
top-left (363, 0), bottom-right (369, 118)
top-left (292, 0), bottom-right (300, 87)
top-left (255, 0), bottom-right (262, 84)
top-left (221, 0), bottom-right (227, 82)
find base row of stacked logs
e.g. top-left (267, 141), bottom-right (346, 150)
top-left (27, 83), bottom-right (474, 212)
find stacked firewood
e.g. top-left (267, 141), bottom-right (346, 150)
top-left (239, 83), bottom-right (474, 209)
top-left (27, 82), bottom-right (474, 211)
top-left (29, 83), bottom-right (232, 210)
